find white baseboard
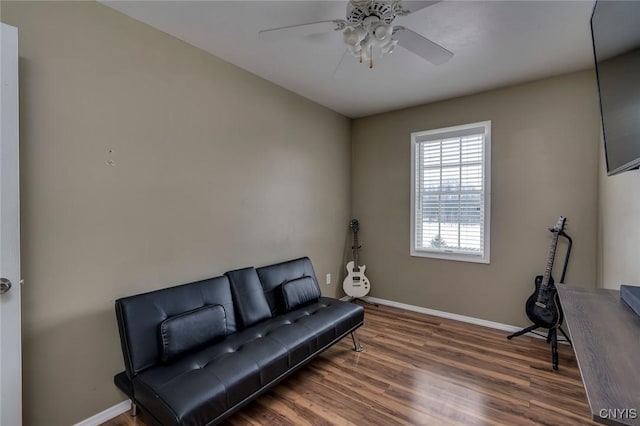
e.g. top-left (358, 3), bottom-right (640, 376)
top-left (363, 295), bottom-right (523, 333)
top-left (73, 399), bottom-right (131, 426)
top-left (345, 295), bottom-right (566, 343)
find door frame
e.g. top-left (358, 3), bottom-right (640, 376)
top-left (0, 22), bottom-right (22, 426)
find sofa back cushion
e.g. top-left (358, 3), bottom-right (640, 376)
top-left (160, 304), bottom-right (227, 363)
top-left (225, 267), bottom-right (272, 328)
top-left (256, 257), bottom-right (319, 315)
top-left (115, 276), bottom-right (236, 377)
top-left (282, 276), bottom-right (321, 311)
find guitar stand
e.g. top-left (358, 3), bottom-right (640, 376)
top-left (507, 230), bottom-right (573, 370)
top-left (507, 324), bottom-right (572, 370)
top-left (349, 297), bottom-right (379, 308)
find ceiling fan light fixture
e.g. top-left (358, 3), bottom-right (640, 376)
top-left (380, 38), bottom-right (398, 56)
top-left (343, 22), bottom-right (396, 66)
top-left (343, 25), bottom-right (367, 47)
top-left (339, 2), bottom-right (405, 67)
top-left (372, 22), bottom-right (392, 41)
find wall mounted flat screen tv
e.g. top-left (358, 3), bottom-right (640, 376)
top-left (591, 1), bottom-right (640, 176)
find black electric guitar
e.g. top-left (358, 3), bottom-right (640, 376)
top-left (524, 216), bottom-right (567, 329)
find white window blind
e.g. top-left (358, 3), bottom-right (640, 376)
top-left (410, 121), bottom-right (491, 263)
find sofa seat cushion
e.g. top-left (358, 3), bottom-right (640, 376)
top-left (131, 298), bottom-right (364, 426)
top-left (264, 297), bottom-right (364, 365)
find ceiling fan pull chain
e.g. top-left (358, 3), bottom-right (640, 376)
top-left (369, 45), bottom-right (373, 68)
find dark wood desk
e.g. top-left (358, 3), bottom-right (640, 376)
top-left (557, 285), bottom-right (640, 426)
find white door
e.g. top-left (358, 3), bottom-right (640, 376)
top-left (0, 23), bottom-right (22, 426)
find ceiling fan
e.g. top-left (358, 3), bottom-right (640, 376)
top-left (259, 0), bottom-right (453, 69)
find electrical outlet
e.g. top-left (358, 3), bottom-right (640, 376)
top-left (325, 273), bottom-right (331, 285)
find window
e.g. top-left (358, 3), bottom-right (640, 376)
top-left (410, 121), bottom-right (491, 263)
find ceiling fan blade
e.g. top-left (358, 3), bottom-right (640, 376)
top-left (395, 27), bottom-right (453, 65)
top-left (401, 1), bottom-right (442, 15)
top-left (259, 21), bottom-right (342, 41)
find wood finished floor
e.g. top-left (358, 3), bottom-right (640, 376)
top-left (104, 303), bottom-right (597, 426)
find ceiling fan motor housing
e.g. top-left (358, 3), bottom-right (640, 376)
top-left (346, 0), bottom-right (405, 25)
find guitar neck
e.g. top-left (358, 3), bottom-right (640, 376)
top-left (353, 231), bottom-right (360, 272)
top-left (540, 232), bottom-right (560, 293)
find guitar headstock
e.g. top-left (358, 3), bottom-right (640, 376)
top-left (349, 219), bottom-right (360, 233)
top-left (551, 216), bottom-right (567, 233)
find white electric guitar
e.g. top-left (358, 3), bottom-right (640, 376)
top-left (343, 219), bottom-right (371, 298)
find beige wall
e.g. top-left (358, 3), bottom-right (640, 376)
top-left (351, 70), bottom-right (601, 326)
top-left (598, 142), bottom-right (640, 289)
top-left (1, 2), bottom-right (350, 425)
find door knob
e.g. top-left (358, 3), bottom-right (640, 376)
top-left (0, 278), bottom-right (12, 294)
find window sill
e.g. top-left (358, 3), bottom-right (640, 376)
top-left (410, 249), bottom-right (490, 264)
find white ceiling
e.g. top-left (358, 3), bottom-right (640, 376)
top-left (102, 1), bottom-right (596, 118)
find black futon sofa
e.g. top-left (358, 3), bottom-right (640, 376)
top-left (114, 257), bottom-right (365, 425)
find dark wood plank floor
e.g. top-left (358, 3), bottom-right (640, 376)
top-left (104, 303), bottom-right (597, 426)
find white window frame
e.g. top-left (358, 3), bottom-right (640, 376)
top-left (410, 121), bottom-right (491, 264)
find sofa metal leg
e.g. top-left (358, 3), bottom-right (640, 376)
top-left (131, 403), bottom-right (138, 417)
top-left (351, 331), bottom-right (364, 352)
